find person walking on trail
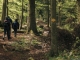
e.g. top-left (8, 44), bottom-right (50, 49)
top-left (7, 16), bottom-right (12, 38)
top-left (3, 17), bottom-right (11, 40)
top-left (12, 19), bottom-right (19, 37)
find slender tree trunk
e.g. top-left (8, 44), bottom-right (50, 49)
top-left (45, 0), bottom-right (50, 27)
top-left (47, 0), bottom-right (50, 27)
top-left (1, 0), bottom-right (7, 23)
top-left (58, 0), bottom-right (62, 26)
top-left (20, 0), bottom-right (24, 29)
top-left (28, 0), bottom-right (39, 35)
top-left (6, 0), bottom-right (8, 16)
top-left (43, 0), bottom-right (50, 27)
top-left (27, 2), bottom-right (30, 32)
top-left (50, 0), bottom-right (58, 57)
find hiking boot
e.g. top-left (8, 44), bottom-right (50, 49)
top-left (3, 37), bottom-right (4, 40)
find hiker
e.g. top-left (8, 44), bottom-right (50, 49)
top-left (12, 19), bottom-right (19, 37)
top-left (7, 16), bottom-right (12, 38)
top-left (3, 17), bottom-right (11, 40)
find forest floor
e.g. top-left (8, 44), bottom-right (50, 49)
top-left (0, 27), bottom-right (51, 60)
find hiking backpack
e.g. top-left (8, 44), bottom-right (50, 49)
top-left (4, 20), bottom-right (10, 28)
top-left (12, 22), bottom-right (19, 29)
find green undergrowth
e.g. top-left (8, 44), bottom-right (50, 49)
top-left (61, 24), bottom-right (74, 32)
top-left (10, 38), bottom-right (41, 51)
top-left (49, 37), bottom-right (80, 60)
top-left (11, 38), bottom-right (29, 51)
top-left (49, 50), bottom-right (80, 60)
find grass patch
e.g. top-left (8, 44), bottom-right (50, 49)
top-left (10, 38), bottom-right (30, 51)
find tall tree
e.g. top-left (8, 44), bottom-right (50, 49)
top-left (20, 0), bottom-right (24, 29)
top-left (58, 0), bottom-right (62, 25)
top-left (50, 0), bottom-right (58, 56)
top-left (6, 0), bottom-right (8, 16)
top-left (1, 0), bottom-right (7, 23)
top-left (44, 0), bottom-right (50, 27)
top-left (28, 0), bottom-right (39, 35)
top-left (47, 0), bottom-right (50, 27)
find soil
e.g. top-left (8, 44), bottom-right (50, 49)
top-left (0, 30), bottom-right (50, 60)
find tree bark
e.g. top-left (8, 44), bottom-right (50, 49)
top-left (58, 0), bottom-right (62, 26)
top-left (1, 0), bottom-right (7, 23)
top-left (50, 0), bottom-right (58, 56)
top-left (6, 0), bottom-right (8, 16)
top-left (20, 0), bottom-right (24, 29)
top-left (28, 0), bottom-right (39, 35)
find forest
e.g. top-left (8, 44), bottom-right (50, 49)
top-left (0, 0), bottom-right (80, 60)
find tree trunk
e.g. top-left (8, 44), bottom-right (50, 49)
top-left (28, 0), bottom-right (39, 35)
top-left (58, 0), bottom-right (61, 26)
top-left (6, 0), bottom-right (8, 16)
top-left (50, 0), bottom-right (58, 57)
top-left (45, 0), bottom-right (50, 27)
top-left (1, 0), bottom-right (7, 23)
top-left (47, 0), bottom-right (50, 27)
top-left (20, 0), bottom-right (24, 29)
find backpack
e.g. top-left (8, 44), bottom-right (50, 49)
top-left (4, 20), bottom-right (10, 28)
top-left (12, 22), bottom-right (19, 29)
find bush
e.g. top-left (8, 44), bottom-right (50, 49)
top-left (57, 27), bottom-right (76, 51)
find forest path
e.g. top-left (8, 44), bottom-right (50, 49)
top-left (0, 30), bottom-right (50, 60)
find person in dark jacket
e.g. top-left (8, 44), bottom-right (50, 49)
top-left (7, 16), bottom-right (12, 38)
top-left (12, 19), bottom-right (19, 37)
top-left (3, 17), bottom-right (11, 40)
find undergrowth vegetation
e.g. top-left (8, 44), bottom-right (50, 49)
top-left (49, 25), bottom-right (80, 60)
top-left (11, 38), bottom-right (29, 51)
top-left (10, 38), bottom-right (41, 51)
top-left (49, 38), bottom-right (80, 60)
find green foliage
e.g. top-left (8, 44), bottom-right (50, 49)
top-left (0, 0), bottom-right (77, 22)
top-left (57, 0), bottom-right (77, 23)
top-left (37, 26), bottom-right (43, 31)
top-left (0, 0), bottom-right (47, 22)
top-left (73, 37), bottom-right (80, 49)
top-left (8, 0), bottom-right (24, 19)
top-left (28, 57), bottom-right (34, 60)
top-left (49, 50), bottom-right (80, 60)
top-left (49, 37), bottom-right (80, 60)
top-left (0, 0), bottom-right (3, 19)
top-left (10, 38), bottom-right (41, 51)
top-left (62, 24), bottom-right (73, 31)
top-left (0, 0), bottom-right (29, 21)
top-left (11, 38), bottom-right (30, 51)
top-left (31, 39), bottom-right (41, 46)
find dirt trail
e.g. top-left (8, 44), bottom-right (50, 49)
top-left (0, 32), bottom-right (50, 60)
